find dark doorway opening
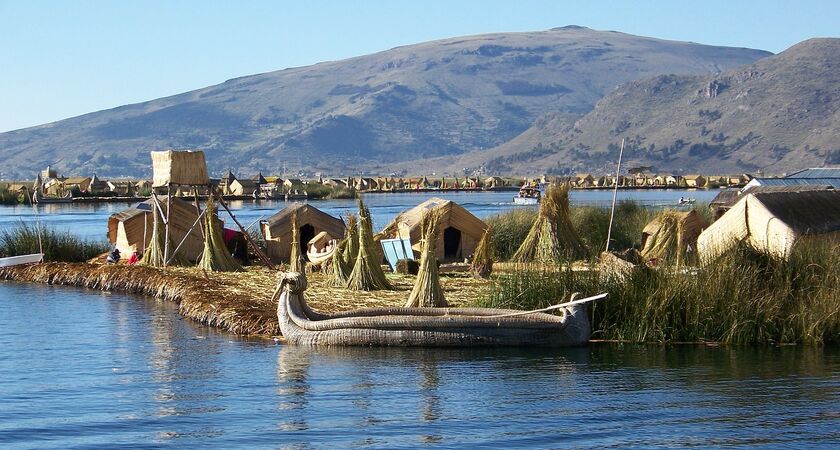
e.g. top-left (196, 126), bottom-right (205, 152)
top-left (443, 227), bottom-right (461, 260)
top-left (300, 224), bottom-right (315, 261)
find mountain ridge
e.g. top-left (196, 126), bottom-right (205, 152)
top-left (0, 26), bottom-right (771, 178)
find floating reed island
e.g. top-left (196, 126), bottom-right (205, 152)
top-left (0, 262), bottom-right (490, 337)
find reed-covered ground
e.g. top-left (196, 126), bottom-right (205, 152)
top-left (1, 202), bottom-right (836, 344)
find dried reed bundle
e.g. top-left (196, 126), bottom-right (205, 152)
top-left (341, 213), bottom-right (358, 268)
top-left (512, 183), bottom-right (586, 263)
top-left (289, 212), bottom-right (304, 273)
top-left (471, 226), bottom-right (493, 279)
top-left (405, 209), bottom-right (446, 307)
top-left (346, 199), bottom-right (392, 290)
top-left (141, 197), bottom-right (187, 267)
top-left (196, 196), bottom-right (242, 272)
top-left (327, 214), bottom-right (355, 287)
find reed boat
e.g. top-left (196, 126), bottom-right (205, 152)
top-left (274, 272), bottom-right (604, 347)
top-left (32, 190), bottom-right (73, 204)
top-left (305, 231), bottom-right (338, 265)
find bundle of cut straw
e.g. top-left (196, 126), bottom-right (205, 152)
top-left (405, 209), bottom-right (446, 307)
top-left (346, 199), bottom-right (391, 290)
top-left (196, 195), bottom-right (242, 272)
top-left (512, 183), bottom-right (586, 263)
top-left (289, 212), bottom-right (304, 273)
top-left (141, 196), bottom-right (187, 267)
top-left (326, 214), bottom-right (356, 287)
top-left (471, 226), bottom-right (493, 279)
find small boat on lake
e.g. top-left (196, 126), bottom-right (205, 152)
top-left (678, 196), bottom-right (696, 205)
top-left (275, 272), bottom-right (603, 347)
top-left (513, 185), bottom-right (543, 205)
top-left (32, 190), bottom-right (73, 204)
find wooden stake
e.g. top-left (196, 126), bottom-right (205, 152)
top-left (163, 186), bottom-right (172, 267)
top-left (605, 138), bottom-right (625, 253)
top-left (214, 189), bottom-right (276, 270)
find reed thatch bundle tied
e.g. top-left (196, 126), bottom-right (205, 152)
top-left (342, 213), bottom-right (359, 268)
top-left (640, 210), bottom-right (706, 265)
top-left (196, 196), bottom-right (242, 272)
top-left (512, 183), bottom-right (586, 263)
top-left (326, 214), bottom-right (356, 287)
top-left (346, 199), bottom-right (392, 291)
top-left (471, 226), bottom-right (493, 279)
top-left (405, 209), bottom-right (447, 307)
top-left (289, 212), bottom-right (304, 273)
top-left (141, 196), bottom-right (187, 267)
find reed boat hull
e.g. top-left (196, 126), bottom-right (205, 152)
top-left (275, 272), bottom-right (591, 347)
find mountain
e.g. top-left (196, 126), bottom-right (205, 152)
top-left (0, 26), bottom-right (770, 178)
top-left (467, 38), bottom-right (840, 175)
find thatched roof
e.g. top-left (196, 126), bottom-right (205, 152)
top-left (380, 197), bottom-right (488, 261)
top-left (261, 203), bottom-right (345, 261)
top-left (698, 190), bottom-right (840, 261)
top-left (108, 195), bottom-right (215, 262)
top-left (264, 203), bottom-right (345, 237)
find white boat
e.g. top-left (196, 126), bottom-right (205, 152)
top-left (513, 185), bottom-right (542, 205)
top-left (678, 197), bottom-right (696, 205)
top-left (0, 253), bottom-right (43, 268)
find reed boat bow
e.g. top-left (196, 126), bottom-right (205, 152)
top-left (275, 272), bottom-right (600, 347)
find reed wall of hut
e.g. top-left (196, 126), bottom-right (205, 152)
top-left (261, 203), bottom-right (345, 262)
top-left (697, 190), bottom-right (840, 262)
top-left (380, 198), bottom-right (488, 262)
top-left (108, 196), bottom-right (218, 262)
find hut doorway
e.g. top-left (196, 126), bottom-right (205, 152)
top-left (443, 226), bottom-right (461, 260)
top-left (300, 224), bottom-right (315, 260)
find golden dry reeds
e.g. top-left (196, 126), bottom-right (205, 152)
top-left (196, 195), bottom-right (242, 272)
top-left (405, 209), bottom-right (447, 307)
top-left (289, 212), bottom-right (304, 273)
top-left (346, 198), bottom-right (392, 290)
top-left (471, 226), bottom-right (493, 279)
top-left (141, 197), bottom-right (187, 267)
top-left (512, 183), bottom-right (586, 263)
top-left (327, 214), bottom-right (355, 287)
top-left (342, 213), bottom-right (359, 268)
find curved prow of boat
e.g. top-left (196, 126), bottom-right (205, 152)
top-left (32, 190), bottom-right (73, 204)
top-left (275, 271), bottom-right (602, 347)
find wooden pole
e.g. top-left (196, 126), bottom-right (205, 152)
top-left (214, 188), bottom-right (276, 270)
top-left (163, 184), bottom-right (172, 267)
top-left (605, 138), bottom-right (625, 253)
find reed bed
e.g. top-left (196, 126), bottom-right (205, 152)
top-left (475, 242), bottom-right (840, 344)
top-left (0, 262), bottom-right (490, 337)
top-left (0, 222), bottom-right (108, 262)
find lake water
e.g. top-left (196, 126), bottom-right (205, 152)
top-left (1, 283), bottom-right (838, 448)
top-left (0, 189), bottom-right (717, 241)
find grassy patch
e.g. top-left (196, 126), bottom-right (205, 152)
top-left (0, 222), bottom-right (109, 262)
top-left (474, 242), bottom-right (840, 344)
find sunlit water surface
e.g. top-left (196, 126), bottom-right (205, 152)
top-left (1, 284), bottom-right (838, 448)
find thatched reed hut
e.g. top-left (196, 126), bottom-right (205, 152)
top-left (639, 210), bottom-right (708, 265)
top-left (261, 203), bottom-right (345, 262)
top-left (379, 197), bottom-right (488, 262)
top-left (698, 190), bottom-right (840, 262)
top-left (108, 196), bottom-right (217, 262)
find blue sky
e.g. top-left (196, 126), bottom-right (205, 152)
top-left (1, 0), bottom-right (838, 132)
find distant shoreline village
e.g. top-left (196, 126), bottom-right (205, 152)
top-left (4, 162), bottom-right (834, 205)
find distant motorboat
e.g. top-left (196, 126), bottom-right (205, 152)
top-left (678, 197), bottom-right (696, 205)
top-left (285, 190), bottom-right (308, 201)
top-left (513, 184), bottom-right (543, 205)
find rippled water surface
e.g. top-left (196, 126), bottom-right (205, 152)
top-left (1, 283), bottom-right (838, 448)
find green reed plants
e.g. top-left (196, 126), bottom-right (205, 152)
top-left (0, 222), bottom-right (109, 262)
top-left (475, 241), bottom-right (840, 344)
